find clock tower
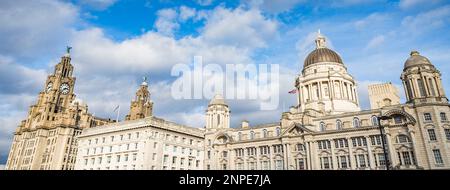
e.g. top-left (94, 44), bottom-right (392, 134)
top-left (5, 47), bottom-right (112, 170)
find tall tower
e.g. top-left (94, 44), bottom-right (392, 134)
top-left (125, 77), bottom-right (153, 121)
top-left (296, 31), bottom-right (360, 114)
top-left (5, 47), bottom-right (111, 170)
top-left (401, 51), bottom-right (448, 104)
top-left (205, 94), bottom-right (230, 129)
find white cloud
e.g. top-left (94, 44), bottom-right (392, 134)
top-left (201, 7), bottom-right (278, 49)
top-left (0, 0), bottom-right (78, 60)
top-left (0, 165), bottom-right (5, 170)
top-left (248, 0), bottom-right (305, 14)
top-left (399, 0), bottom-right (441, 10)
top-left (401, 5), bottom-right (450, 34)
top-left (196, 0), bottom-right (214, 6)
top-left (179, 6), bottom-right (196, 21)
top-left (354, 13), bottom-right (389, 30)
top-left (154, 8), bottom-right (180, 36)
top-left (79, 0), bottom-right (118, 10)
top-left (365, 35), bottom-right (385, 50)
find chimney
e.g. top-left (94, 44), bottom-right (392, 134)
top-left (241, 120), bottom-right (249, 128)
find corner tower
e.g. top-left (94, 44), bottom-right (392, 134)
top-left (401, 51), bottom-right (448, 104)
top-left (205, 94), bottom-right (230, 129)
top-left (125, 77), bottom-right (153, 121)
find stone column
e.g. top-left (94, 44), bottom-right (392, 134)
top-left (385, 130), bottom-right (397, 168)
top-left (366, 136), bottom-right (375, 169)
top-left (348, 137), bottom-right (356, 169)
top-left (330, 139), bottom-right (337, 170)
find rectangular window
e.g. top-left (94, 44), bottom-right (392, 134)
top-left (358, 155), bottom-right (366, 168)
top-left (378, 154), bottom-right (386, 166)
top-left (424, 113), bottom-right (432, 122)
top-left (107, 156), bottom-right (111, 164)
top-left (340, 156), bottom-right (348, 168)
top-left (445, 129), bottom-right (450, 140)
top-left (116, 155), bottom-right (120, 162)
top-left (297, 158), bottom-right (305, 170)
top-left (402, 152), bottom-right (411, 165)
top-left (152, 153), bottom-right (156, 161)
top-left (322, 157), bottom-right (330, 169)
top-left (133, 153), bottom-right (137, 161)
top-left (428, 129), bottom-right (437, 141)
top-left (163, 155), bottom-right (168, 163)
top-left (275, 160), bottom-right (284, 170)
top-left (433, 149), bottom-right (444, 165)
top-left (441, 112), bottom-right (448, 121)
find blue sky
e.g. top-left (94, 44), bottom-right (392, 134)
top-left (1, 0), bottom-right (450, 165)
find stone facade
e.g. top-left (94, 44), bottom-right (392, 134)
top-left (5, 51), bottom-right (112, 170)
top-left (204, 33), bottom-right (450, 170)
top-left (368, 83), bottom-right (400, 109)
top-left (74, 83), bottom-right (205, 170)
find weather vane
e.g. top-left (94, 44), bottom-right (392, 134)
top-left (143, 76), bottom-right (147, 82)
top-left (66, 46), bottom-right (72, 54)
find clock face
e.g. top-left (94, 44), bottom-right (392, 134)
top-left (60, 83), bottom-right (70, 94)
top-left (46, 82), bottom-right (53, 93)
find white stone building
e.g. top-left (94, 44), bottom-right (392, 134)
top-left (74, 82), bottom-right (205, 170)
top-left (203, 32), bottom-right (450, 170)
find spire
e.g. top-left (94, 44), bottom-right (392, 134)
top-left (315, 29), bottom-right (327, 49)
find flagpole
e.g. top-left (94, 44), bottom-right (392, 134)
top-left (116, 105), bottom-right (120, 123)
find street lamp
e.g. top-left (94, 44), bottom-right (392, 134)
top-left (377, 116), bottom-right (391, 170)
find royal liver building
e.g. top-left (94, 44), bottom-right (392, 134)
top-left (204, 33), bottom-right (450, 170)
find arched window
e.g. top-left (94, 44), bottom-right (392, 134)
top-left (396, 135), bottom-right (410, 143)
top-left (353, 117), bottom-right (360, 128)
top-left (320, 122), bottom-right (326, 132)
top-left (276, 127), bottom-right (281, 136)
top-left (371, 116), bottom-right (379, 126)
top-left (250, 131), bottom-right (255, 140)
top-left (262, 129), bottom-right (268, 138)
top-left (237, 132), bottom-right (242, 141)
top-left (336, 120), bottom-right (342, 130)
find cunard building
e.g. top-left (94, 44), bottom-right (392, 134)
top-left (204, 32), bottom-right (450, 170)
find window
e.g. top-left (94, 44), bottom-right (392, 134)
top-left (275, 160), bottom-right (284, 170)
top-left (127, 133), bottom-right (131, 140)
top-left (335, 138), bottom-right (348, 148)
top-left (163, 155), bottom-right (168, 163)
top-left (336, 120), bottom-right (342, 130)
top-left (441, 112), bottom-right (448, 121)
top-left (261, 161), bottom-right (270, 170)
top-left (358, 155), bottom-right (366, 167)
top-left (262, 129), bottom-right (268, 138)
top-left (321, 157), bottom-right (330, 169)
top-left (318, 140), bottom-right (331, 150)
top-left (397, 135), bottom-right (410, 143)
top-left (433, 149), bottom-right (444, 165)
top-left (339, 156), bottom-right (348, 168)
top-left (173, 146), bottom-right (177, 153)
top-left (153, 142), bottom-right (157, 148)
top-left (445, 129), bottom-right (450, 140)
top-left (237, 132), bottom-right (242, 141)
top-left (296, 144), bottom-right (304, 151)
top-left (116, 155), bottom-right (121, 162)
top-left (377, 154), bottom-right (386, 166)
top-left (371, 116), bottom-right (379, 126)
top-left (394, 116), bottom-right (402, 124)
top-left (276, 127), bottom-right (281, 136)
top-left (247, 147), bottom-right (256, 156)
top-left (124, 154), bottom-right (129, 162)
top-left (417, 79), bottom-right (427, 97)
top-left (353, 117), bottom-right (360, 128)
top-left (424, 113), bottom-right (432, 122)
top-left (133, 153), bottom-right (137, 161)
top-left (107, 156), bottom-right (111, 164)
top-left (222, 151), bottom-right (228, 158)
top-left (319, 122), bottom-right (326, 132)
top-left (102, 137), bottom-right (105, 143)
top-left (428, 129), bottom-right (437, 141)
top-left (250, 131), bottom-right (255, 140)
top-left (428, 78), bottom-right (436, 96)
top-left (403, 152), bottom-right (411, 165)
top-left (236, 163), bottom-right (244, 170)
top-left (120, 135), bottom-right (123, 140)
top-left (297, 158), bottom-right (306, 170)
top-left (273, 145), bottom-right (283, 154)
top-left (172, 156), bottom-right (176, 164)
top-left (260, 146), bottom-right (269, 155)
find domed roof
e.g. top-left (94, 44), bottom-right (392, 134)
top-left (404, 51), bottom-right (432, 69)
top-left (304, 48), bottom-right (343, 67)
top-left (303, 31), bottom-right (344, 68)
top-left (209, 94), bottom-right (227, 106)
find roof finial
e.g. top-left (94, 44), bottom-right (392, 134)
top-left (315, 30), bottom-right (326, 49)
top-left (66, 46), bottom-right (72, 54)
top-left (141, 76), bottom-right (148, 86)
